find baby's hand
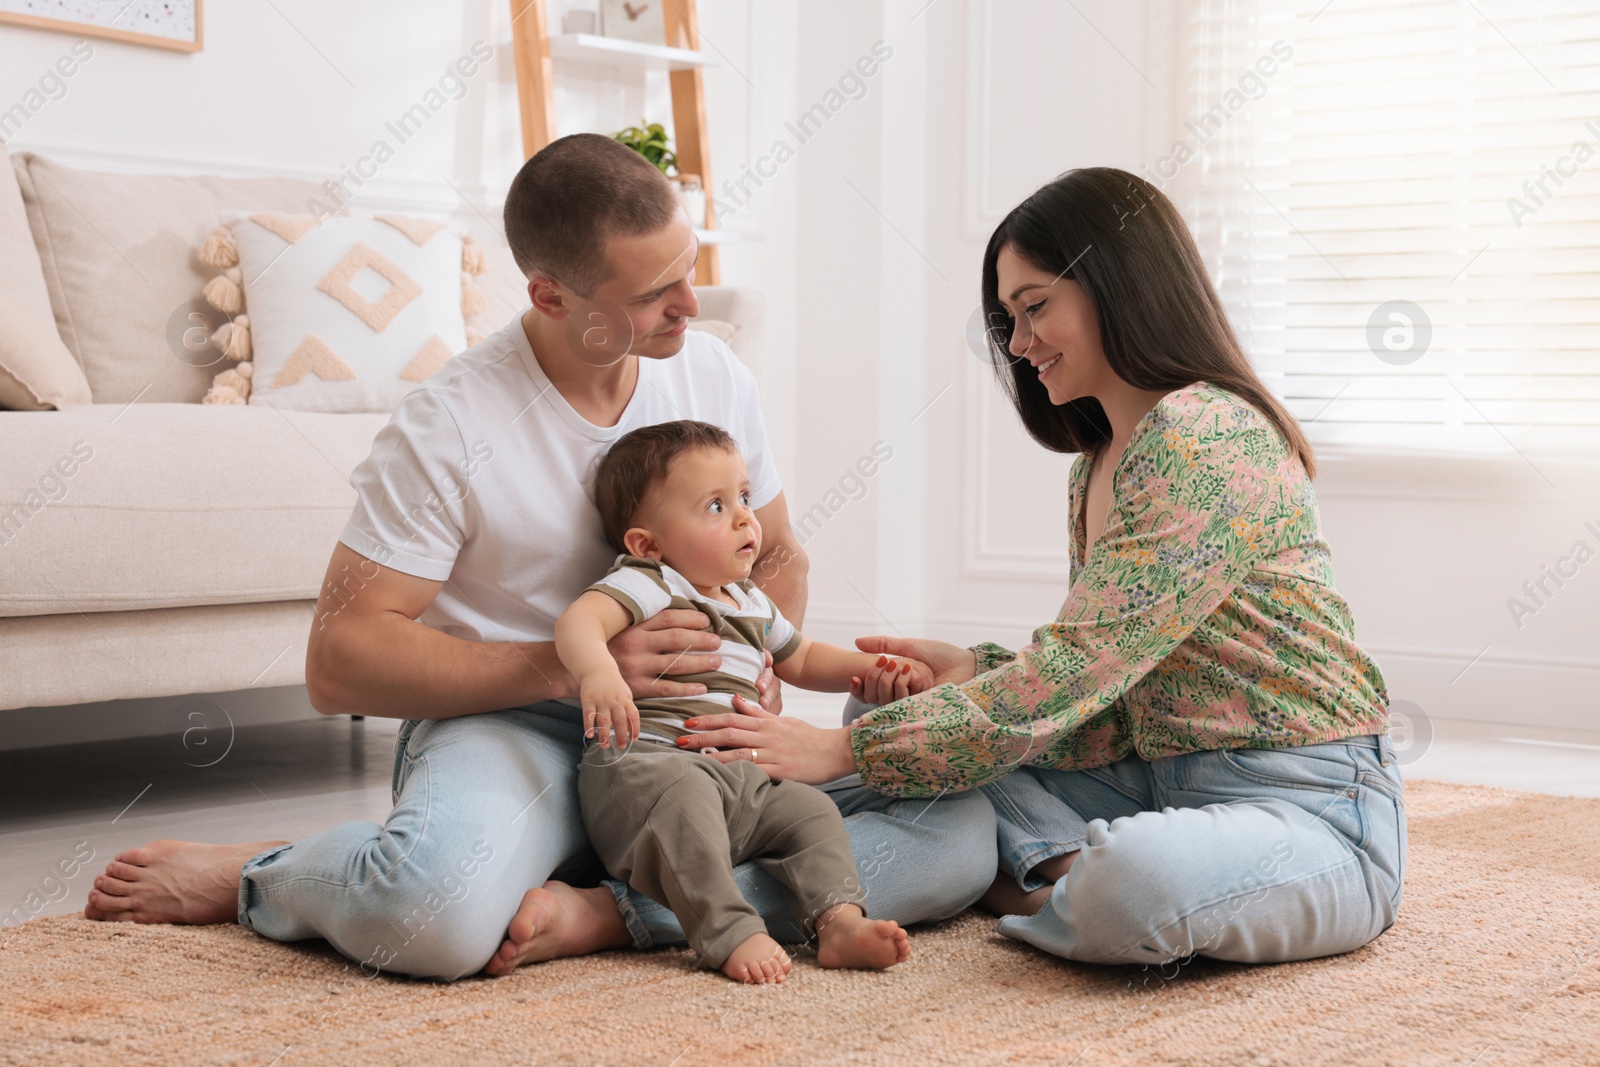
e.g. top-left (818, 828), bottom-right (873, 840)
top-left (581, 674), bottom-right (639, 749)
top-left (900, 657), bottom-right (936, 695)
top-left (849, 655), bottom-right (937, 706)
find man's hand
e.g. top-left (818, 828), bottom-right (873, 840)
top-left (754, 649), bottom-right (783, 714)
top-left (606, 609), bottom-right (720, 699)
top-left (580, 673), bottom-right (639, 749)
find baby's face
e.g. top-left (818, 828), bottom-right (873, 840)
top-left (634, 446), bottom-right (761, 588)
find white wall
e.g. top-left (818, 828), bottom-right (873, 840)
top-left (1316, 452), bottom-right (1600, 733)
top-left (2, 4), bottom-right (494, 199)
top-left (787, 0), bottom-right (1156, 655)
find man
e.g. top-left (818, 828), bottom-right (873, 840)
top-left (82, 134), bottom-right (996, 979)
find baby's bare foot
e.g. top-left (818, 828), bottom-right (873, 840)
top-left (483, 881), bottom-right (632, 977)
top-left (83, 839), bottom-right (287, 925)
top-left (815, 904), bottom-right (910, 970)
top-left (721, 932), bottom-right (792, 984)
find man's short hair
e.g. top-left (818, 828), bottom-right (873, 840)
top-left (503, 133), bottom-right (682, 296)
top-left (593, 420), bottom-right (739, 552)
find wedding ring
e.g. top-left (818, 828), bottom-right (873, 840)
top-left (752, 749), bottom-right (760, 762)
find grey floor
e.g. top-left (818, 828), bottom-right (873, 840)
top-left (1, 713), bottom-right (402, 932)
top-left (4, 692), bottom-right (1599, 930)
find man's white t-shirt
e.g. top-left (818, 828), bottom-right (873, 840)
top-left (338, 316), bottom-right (781, 644)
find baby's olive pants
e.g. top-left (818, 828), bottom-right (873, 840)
top-left (578, 739), bottom-right (868, 967)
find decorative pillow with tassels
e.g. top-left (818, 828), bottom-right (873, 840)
top-left (197, 211), bottom-right (488, 411)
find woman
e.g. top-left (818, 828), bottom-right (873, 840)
top-left (686, 167), bottom-right (1405, 967)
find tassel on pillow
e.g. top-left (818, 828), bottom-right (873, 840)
top-left (461, 234), bottom-right (488, 276)
top-left (198, 225), bottom-right (239, 270)
top-left (461, 273), bottom-right (486, 317)
top-left (203, 361), bottom-right (253, 405)
top-left (204, 268), bottom-right (245, 314)
top-left (210, 314), bottom-right (252, 362)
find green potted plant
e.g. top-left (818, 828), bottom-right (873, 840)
top-left (612, 121), bottom-right (705, 227)
top-left (612, 120), bottom-right (678, 174)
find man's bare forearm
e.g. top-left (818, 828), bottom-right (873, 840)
top-left (753, 541), bottom-right (809, 628)
top-left (308, 611), bottom-right (574, 719)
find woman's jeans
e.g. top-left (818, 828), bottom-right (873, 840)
top-left (235, 700), bottom-right (997, 980)
top-left (979, 733), bottom-right (1406, 965)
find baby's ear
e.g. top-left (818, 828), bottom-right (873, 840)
top-left (622, 527), bottom-right (660, 559)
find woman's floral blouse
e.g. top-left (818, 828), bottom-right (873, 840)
top-left (851, 381), bottom-right (1390, 798)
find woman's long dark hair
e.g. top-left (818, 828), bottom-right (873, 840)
top-left (979, 167), bottom-right (1315, 478)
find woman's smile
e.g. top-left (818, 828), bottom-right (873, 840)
top-left (1034, 353), bottom-right (1062, 378)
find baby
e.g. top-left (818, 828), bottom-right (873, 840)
top-left (555, 419), bottom-right (931, 984)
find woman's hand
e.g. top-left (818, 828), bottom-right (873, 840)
top-left (849, 655), bottom-right (935, 705)
top-left (854, 635), bottom-right (978, 688)
top-left (680, 696), bottom-right (856, 784)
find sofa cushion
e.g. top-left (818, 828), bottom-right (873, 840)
top-left (13, 153), bottom-right (541, 406)
top-left (13, 153), bottom-right (335, 405)
top-left (475, 236), bottom-right (530, 333)
top-left (0, 290), bottom-right (92, 410)
top-left (223, 211), bottom-right (473, 412)
top-left (0, 403), bottom-right (388, 616)
top-left (0, 141), bottom-right (55, 336)
top-left (15, 156), bottom-right (336, 406)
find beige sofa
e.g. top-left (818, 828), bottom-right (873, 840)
top-left (0, 143), bottom-right (765, 713)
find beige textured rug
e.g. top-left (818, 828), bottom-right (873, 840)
top-left (3, 779), bottom-right (1597, 1067)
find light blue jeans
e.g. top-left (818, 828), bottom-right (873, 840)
top-left (236, 699), bottom-right (996, 980)
top-left (979, 733), bottom-right (1406, 965)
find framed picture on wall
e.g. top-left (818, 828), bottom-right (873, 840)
top-left (0, 0), bottom-right (204, 54)
top-left (598, 0), bottom-right (664, 48)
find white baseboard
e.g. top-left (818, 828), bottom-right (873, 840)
top-left (1368, 643), bottom-right (1600, 734)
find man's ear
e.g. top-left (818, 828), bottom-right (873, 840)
top-left (622, 527), bottom-right (662, 560)
top-left (528, 272), bottom-right (572, 320)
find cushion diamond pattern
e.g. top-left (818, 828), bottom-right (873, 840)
top-left (315, 242), bottom-right (422, 333)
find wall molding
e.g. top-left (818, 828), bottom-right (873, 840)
top-left (1366, 641), bottom-right (1600, 677)
top-left (959, 0), bottom-right (1000, 243)
top-left (961, 358), bottom-right (1075, 581)
top-left (1313, 446), bottom-right (1600, 504)
top-left (1373, 643), bottom-right (1600, 734)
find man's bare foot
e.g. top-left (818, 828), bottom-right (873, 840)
top-left (83, 839), bottom-right (287, 925)
top-left (814, 904), bottom-right (910, 970)
top-left (980, 875), bottom-right (1051, 917)
top-left (721, 932), bottom-right (792, 984)
top-left (483, 881), bottom-right (633, 977)
top-left (979, 850), bottom-right (1078, 916)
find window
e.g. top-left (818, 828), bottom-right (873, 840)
top-left (1168, 0), bottom-right (1600, 455)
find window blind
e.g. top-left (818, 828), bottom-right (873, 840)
top-left (1175, 0), bottom-right (1600, 455)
